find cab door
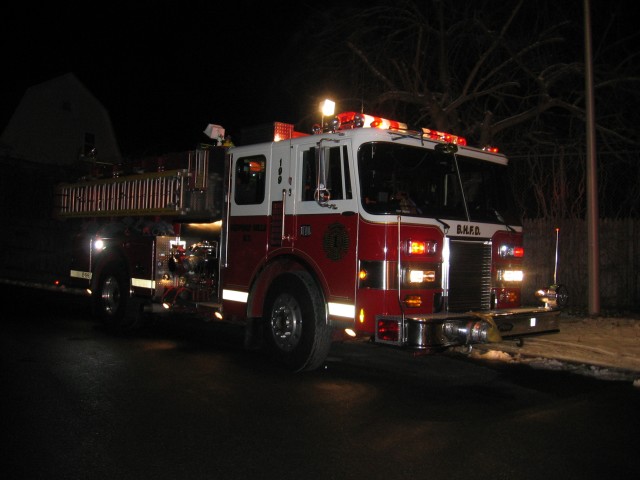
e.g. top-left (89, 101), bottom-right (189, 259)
top-left (221, 147), bottom-right (270, 310)
top-left (291, 139), bottom-right (359, 326)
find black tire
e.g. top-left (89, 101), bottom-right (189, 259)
top-left (263, 271), bottom-right (332, 372)
top-left (555, 284), bottom-right (569, 308)
top-left (93, 263), bottom-right (142, 333)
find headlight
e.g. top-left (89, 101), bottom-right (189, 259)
top-left (497, 269), bottom-right (523, 282)
top-left (405, 269), bottom-right (436, 284)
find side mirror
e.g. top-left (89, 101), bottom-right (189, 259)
top-left (315, 143), bottom-right (336, 209)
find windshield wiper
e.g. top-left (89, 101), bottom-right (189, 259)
top-left (435, 218), bottom-right (450, 233)
top-left (494, 208), bottom-right (516, 232)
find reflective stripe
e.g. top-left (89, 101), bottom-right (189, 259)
top-left (223, 289), bottom-right (248, 303)
top-left (328, 302), bottom-right (355, 319)
top-left (132, 278), bottom-right (155, 289)
top-left (70, 270), bottom-right (92, 280)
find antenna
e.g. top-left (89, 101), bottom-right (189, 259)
top-left (554, 227), bottom-right (560, 285)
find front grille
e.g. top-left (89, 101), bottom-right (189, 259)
top-left (447, 240), bottom-right (492, 311)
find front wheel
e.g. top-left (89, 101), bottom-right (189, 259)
top-left (263, 272), bottom-right (332, 372)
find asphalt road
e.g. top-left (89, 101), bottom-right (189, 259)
top-left (2, 287), bottom-right (639, 480)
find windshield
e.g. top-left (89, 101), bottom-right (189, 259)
top-left (358, 142), bottom-right (521, 225)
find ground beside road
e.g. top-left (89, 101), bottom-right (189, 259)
top-left (469, 313), bottom-right (640, 385)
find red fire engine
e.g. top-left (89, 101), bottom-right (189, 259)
top-left (0, 111), bottom-right (565, 371)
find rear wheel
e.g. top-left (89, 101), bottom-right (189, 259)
top-left (264, 272), bottom-right (332, 372)
top-left (93, 263), bottom-right (143, 333)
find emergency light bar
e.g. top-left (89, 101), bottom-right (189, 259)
top-left (421, 128), bottom-right (466, 146)
top-left (331, 112), bottom-right (466, 146)
top-left (273, 122), bottom-right (309, 142)
top-left (335, 112), bottom-right (408, 130)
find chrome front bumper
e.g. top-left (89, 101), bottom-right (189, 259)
top-left (375, 307), bottom-right (561, 350)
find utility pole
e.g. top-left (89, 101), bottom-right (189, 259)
top-left (584, 0), bottom-right (600, 315)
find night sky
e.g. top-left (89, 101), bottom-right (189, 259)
top-left (1, 1), bottom-right (635, 159)
top-left (1, 2), bottom-right (315, 157)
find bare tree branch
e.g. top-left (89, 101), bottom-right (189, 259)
top-left (291, 0), bottom-right (640, 218)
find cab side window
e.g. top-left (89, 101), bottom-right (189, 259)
top-left (301, 146), bottom-right (351, 202)
top-left (301, 148), bottom-right (316, 202)
top-left (235, 155), bottom-right (266, 205)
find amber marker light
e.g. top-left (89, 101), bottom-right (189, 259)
top-left (404, 295), bottom-right (422, 308)
top-left (409, 241), bottom-right (425, 255)
top-left (406, 239), bottom-right (437, 255)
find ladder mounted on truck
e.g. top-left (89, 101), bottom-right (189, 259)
top-left (55, 149), bottom-right (222, 220)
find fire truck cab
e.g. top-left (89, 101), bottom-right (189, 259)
top-left (1, 111), bottom-right (565, 372)
top-left (216, 112), bottom-right (564, 370)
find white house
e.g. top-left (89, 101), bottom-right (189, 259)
top-left (0, 73), bottom-right (121, 165)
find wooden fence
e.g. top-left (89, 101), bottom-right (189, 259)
top-left (522, 218), bottom-right (640, 312)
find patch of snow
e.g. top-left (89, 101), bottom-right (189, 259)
top-left (469, 314), bottom-right (640, 385)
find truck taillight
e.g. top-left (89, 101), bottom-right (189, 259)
top-left (499, 245), bottom-right (524, 258)
top-left (377, 318), bottom-right (401, 343)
